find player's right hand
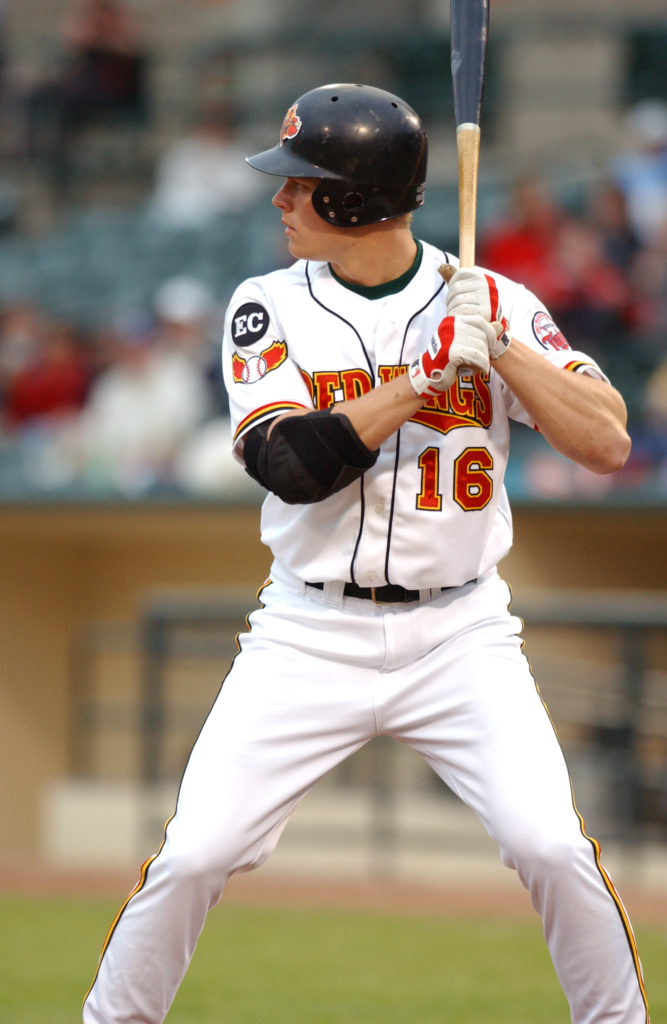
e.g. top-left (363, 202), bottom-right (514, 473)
top-left (445, 267), bottom-right (511, 360)
top-left (408, 315), bottom-right (492, 397)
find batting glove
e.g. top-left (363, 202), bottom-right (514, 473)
top-left (445, 267), bottom-right (511, 360)
top-left (409, 315), bottom-right (492, 397)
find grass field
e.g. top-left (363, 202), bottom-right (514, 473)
top-left (1, 889), bottom-right (664, 1023)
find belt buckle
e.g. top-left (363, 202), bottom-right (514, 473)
top-left (370, 586), bottom-right (393, 605)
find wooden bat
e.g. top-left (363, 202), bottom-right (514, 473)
top-left (440, 0), bottom-right (490, 282)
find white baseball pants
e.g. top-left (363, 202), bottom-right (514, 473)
top-left (83, 569), bottom-right (649, 1023)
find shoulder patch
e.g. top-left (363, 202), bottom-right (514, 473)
top-left (532, 311), bottom-right (570, 351)
top-left (231, 302), bottom-right (270, 346)
top-left (232, 341), bottom-right (287, 384)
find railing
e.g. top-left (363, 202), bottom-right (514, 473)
top-left (516, 588), bottom-right (667, 842)
top-left (73, 586), bottom-right (667, 852)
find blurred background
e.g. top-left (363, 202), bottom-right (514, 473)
top-left (0, 0), bottom-right (665, 892)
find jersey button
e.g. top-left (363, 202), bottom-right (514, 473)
top-left (374, 504), bottom-right (384, 516)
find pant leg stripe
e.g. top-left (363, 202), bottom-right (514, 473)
top-left (82, 819), bottom-right (172, 1008)
top-left (571, 791), bottom-right (651, 1022)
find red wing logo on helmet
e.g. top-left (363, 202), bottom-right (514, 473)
top-left (232, 341), bottom-right (287, 384)
top-left (280, 105), bottom-right (302, 145)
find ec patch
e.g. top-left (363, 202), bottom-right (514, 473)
top-left (231, 302), bottom-right (270, 346)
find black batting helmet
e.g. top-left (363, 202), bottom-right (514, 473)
top-left (246, 83), bottom-right (428, 228)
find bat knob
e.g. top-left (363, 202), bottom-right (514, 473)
top-left (438, 263), bottom-right (456, 283)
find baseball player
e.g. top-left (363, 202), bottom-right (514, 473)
top-left (83, 84), bottom-right (650, 1023)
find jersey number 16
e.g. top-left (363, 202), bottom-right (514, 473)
top-left (417, 446), bottom-right (494, 512)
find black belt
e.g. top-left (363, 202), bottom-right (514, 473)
top-left (306, 580), bottom-right (465, 604)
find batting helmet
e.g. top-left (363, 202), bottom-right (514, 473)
top-left (246, 83), bottom-right (428, 228)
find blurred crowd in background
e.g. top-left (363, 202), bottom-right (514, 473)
top-left (0, 0), bottom-right (666, 501)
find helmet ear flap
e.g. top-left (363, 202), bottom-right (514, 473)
top-left (312, 180), bottom-right (423, 228)
top-left (312, 180), bottom-right (370, 226)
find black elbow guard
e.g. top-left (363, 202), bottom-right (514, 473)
top-left (243, 409), bottom-right (379, 504)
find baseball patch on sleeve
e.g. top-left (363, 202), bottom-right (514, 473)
top-left (232, 341), bottom-right (287, 384)
top-left (231, 302), bottom-right (270, 346)
top-left (532, 311), bottom-right (570, 351)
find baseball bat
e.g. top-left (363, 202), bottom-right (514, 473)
top-left (439, 0), bottom-right (490, 281)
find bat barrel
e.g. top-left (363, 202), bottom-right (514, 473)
top-left (450, 0), bottom-right (489, 128)
top-left (449, 0), bottom-right (489, 269)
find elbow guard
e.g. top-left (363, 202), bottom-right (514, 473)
top-left (243, 409), bottom-right (379, 504)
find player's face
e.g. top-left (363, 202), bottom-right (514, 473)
top-left (272, 177), bottom-right (348, 261)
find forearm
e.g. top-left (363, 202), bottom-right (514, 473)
top-left (268, 311), bottom-right (492, 452)
top-left (332, 371), bottom-right (424, 450)
top-left (270, 370), bottom-right (424, 451)
top-left (254, 373), bottom-right (423, 504)
top-left (493, 340), bottom-right (631, 474)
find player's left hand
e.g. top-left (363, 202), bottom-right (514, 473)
top-left (446, 267), bottom-right (511, 360)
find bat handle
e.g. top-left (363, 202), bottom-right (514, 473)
top-left (456, 123), bottom-right (481, 268)
top-left (438, 123), bottom-right (481, 285)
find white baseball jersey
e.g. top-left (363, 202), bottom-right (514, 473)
top-left (223, 240), bottom-right (605, 589)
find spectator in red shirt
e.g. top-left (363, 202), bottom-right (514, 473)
top-left (478, 173), bottom-right (566, 304)
top-left (4, 320), bottom-right (92, 427)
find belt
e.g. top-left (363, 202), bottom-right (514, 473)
top-left (306, 580), bottom-right (459, 605)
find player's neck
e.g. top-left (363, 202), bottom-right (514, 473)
top-left (329, 225), bottom-right (418, 288)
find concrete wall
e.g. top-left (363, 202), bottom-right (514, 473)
top-left (0, 502), bottom-right (270, 857)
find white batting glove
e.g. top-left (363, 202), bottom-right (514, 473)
top-left (409, 315), bottom-right (492, 397)
top-left (445, 267), bottom-right (512, 360)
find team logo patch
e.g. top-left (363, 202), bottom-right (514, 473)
top-left (280, 104), bottom-right (302, 145)
top-left (232, 341), bottom-right (287, 384)
top-left (231, 302), bottom-right (270, 346)
top-left (532, 311), bottom-right (570, 351)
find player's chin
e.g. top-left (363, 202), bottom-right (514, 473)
top-left (287, 237), bottom-right (319, 261)
top-left (284, 232), bottom-right (301, 256)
